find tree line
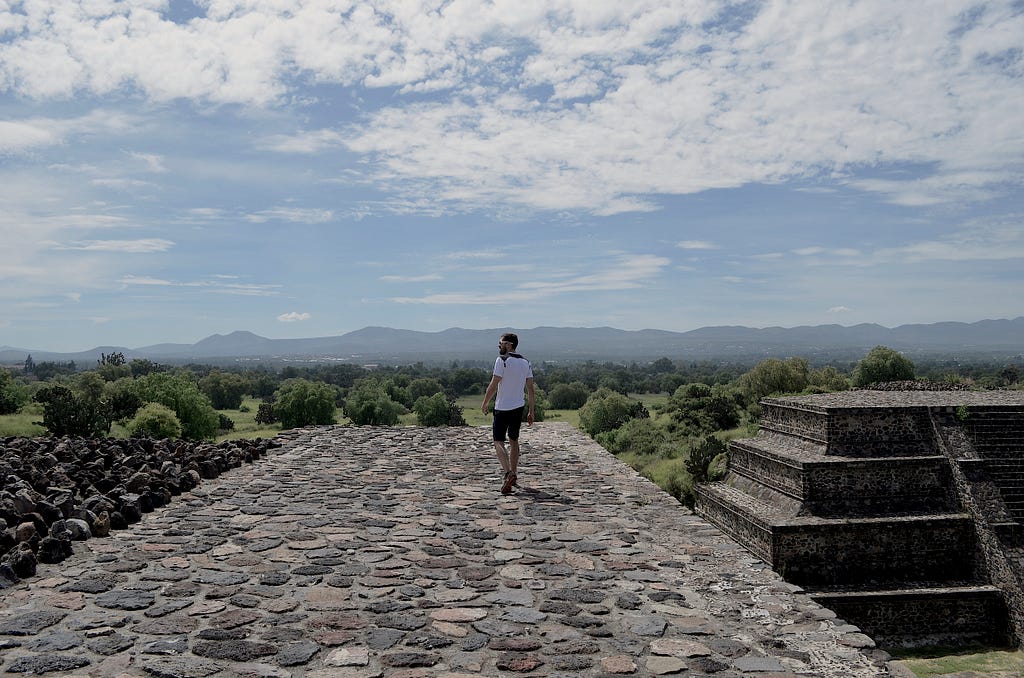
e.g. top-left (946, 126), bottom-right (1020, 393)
top-left (1, 346), bottom-right (1019, 443)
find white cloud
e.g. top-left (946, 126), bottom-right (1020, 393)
top-left (260, 129), bottom-right (346, 154)
top-left (0, 3), bottom-right (1019, 214)
top-left (128, 152), bottom-right (167, 173)
top-left (0, 120), bottom-right (60, 153)
top-left (380, 274), bottom-right (443, 283)
top-left (393, 252), bottom-right (669, 304)
top-left (246, 208), bottom-right (335, 223)
top-left (54, 238), bottom-right (174, 253)
top-left (677, 240), bottom-right (718, 250)
top-left (277, 311), bottom-right (311, 322)
top-left (443, 249), bottom-right (505, 261)
top-left (121, 274), bottom-right (173, 286)
top-left (828, 306), bottom-right (851, 314)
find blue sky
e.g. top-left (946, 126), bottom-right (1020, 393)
top-left (1, 0), bottom-right (1022, 352)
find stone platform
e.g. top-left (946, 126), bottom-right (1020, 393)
top-left (0, 423), bottom-right (889, 677)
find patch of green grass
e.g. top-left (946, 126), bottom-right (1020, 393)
top-left (215, 397), bottom-right (286, 442)
top-left (0, 402), bottom-right (47, 437)
top-left (891, 648), bottom-right (1024, 677)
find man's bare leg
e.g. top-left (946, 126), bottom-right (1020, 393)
top-left (509, 439), bottom-right (521, 482)
top-left (493, 440), bottom-right (510, 474)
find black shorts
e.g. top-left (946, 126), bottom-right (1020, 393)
top-left (492, 407), bottom-right (524, 442)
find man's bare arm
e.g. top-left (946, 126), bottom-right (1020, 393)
top-left (481, 374), bottom-right (501, 413)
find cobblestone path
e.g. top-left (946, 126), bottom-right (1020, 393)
top-left (0, 423), bottom-right (891, 677)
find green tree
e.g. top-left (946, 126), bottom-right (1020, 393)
top-left (98, 351), bottom-right (126, 366)
top-left (548, 381), bottom-right (590, 410)
top-left (739, 357), bottom-right (810, 402)
top-left (663, 383), bottom-right (740, 436)
top-left (33, 384), bottom-right (110, 436)
top-left (578, 388), bottom-right (647, 437)
top-left (131, 372), bottom-right (220, 439)
top-left (408, 378), bottom-right (444, 402)
top-left (684, 436), bottom-right (728, 483)
top-left (255, 401), bottom-right (278, 425)
top-left (413, 392), bottom-right (467, 427)
top-left (595, 417), bottom-right (672, 457)
top-left (199, 370), bottom-right (250, 410)
top-left (33, 361), bottom-right (77, 381)
top-left (129, 359), bottom-right (164, 377)
top-left (128, 402), bottom-right (183, 438)
top-left (104, 377), bottom-right (143, 422)
top-left (808, 366), bottom-right (851, 392)
top-left (344, 380), bottom-right (402, 425)
top-left (0, 369), bottom-right (29, 415)
top-left (446, 368), bottom-right (489, 396)
top-left (852, 346), bottom-right (915, 387)
top-left (274, 379), bottom-right (338, 428)
top-left (0, 368), bottom-right (28, 417)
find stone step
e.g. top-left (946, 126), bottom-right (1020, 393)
top-left (757, 399), bottom-right (937, 457)
top-left (728, 437), bottom-right (954, 516)
top-left (808, 585), bottom-right (1011, 648)
top-left (696, 483), bottom-right (979, 587)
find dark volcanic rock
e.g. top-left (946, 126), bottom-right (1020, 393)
top-left (191, 639), bottom-right (278, 660)
top-left (0, 434), bottom-right (277, 583)
top-left (4, 654), bottom-right (90, 674)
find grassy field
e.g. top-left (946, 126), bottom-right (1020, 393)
top-left (215, 397), bottom-right (289, 441)
top-left (892, 648), bottom-right (1024, 677)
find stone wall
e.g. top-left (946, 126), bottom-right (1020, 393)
top-left (729, 440), bottom-right (954, 516)
top-left (813, 588), bottom-right (1010, 648)
top-left (697, 391), bottom-right (1024, 648)
top-left (759, 401), bottom-right (935, 457)
top-left (773, 516), bottom-right (977, 587)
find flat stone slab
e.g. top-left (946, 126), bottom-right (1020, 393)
top-left (0, 423), bottom-right (890, 676)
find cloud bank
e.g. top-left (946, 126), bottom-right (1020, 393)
top-left (1, 1), bottom-right (1021, 215)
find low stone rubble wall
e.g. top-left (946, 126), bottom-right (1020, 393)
top-left (0, 435), bottom-right (279, 586)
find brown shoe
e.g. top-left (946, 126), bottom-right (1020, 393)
top-left (501, 471), bottom-right (514, 495)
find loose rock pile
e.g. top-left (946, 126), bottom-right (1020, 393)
top-left (0, 435), bottom-right (279, 587)
top-left (858, 380), bottom-right (971, 391)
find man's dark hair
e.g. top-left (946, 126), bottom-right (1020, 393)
top-left (501, 333), bottom-right (519, 350)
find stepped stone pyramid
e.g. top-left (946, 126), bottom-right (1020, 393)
top-left (696, 389), bottom-right (1024, 648)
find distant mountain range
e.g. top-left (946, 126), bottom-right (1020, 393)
top-left (2, 318), bottom-right (1022, 367)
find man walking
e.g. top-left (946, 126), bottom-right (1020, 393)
top-left (481, 332), bottom-right (535, 495)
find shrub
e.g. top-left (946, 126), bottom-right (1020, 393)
top-left (524, 387), bottom-right (547, 423)
top-left (0, 370), bottom-right (29, 415)
top-left (218, 413), bottom-right (236, 431)
top-left (547, 382), bottom-right (591, 410)
top-left (255, 401), bottom-right (278, 425)
top-left (128, 402), bottom-right (183, 438)
top-left (131, 372), bottom-right (220, 440)
top-left (594, 417), bottom-right (671, 457)
top-left (274, 379), bottom-right (337, 428)
top-left (684, 436), bottom-right (727, 483)
top-left (663, 384), bottom-right (739, 436)
top-left (408, 378), bottom-right (445, 402)
top-left (852, 346), bottom-right (915, 386)
top-left (413, 393), bottom-right (467, 426)
top-left (104, 378), bottom-right (143, 422)
top-left (578, 388), bottom-right (645, 437)
top-left (344, 380), bottom-right (402, 425)
top-left (199, 370), bottom-right (250, 410)
top-left (739, 357), bottom-right (810, 402)
top-left (33, 384), bottom-right (110, 437)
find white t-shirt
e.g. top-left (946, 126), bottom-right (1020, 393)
top-left (493, 354), bottom-right (533, 411)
